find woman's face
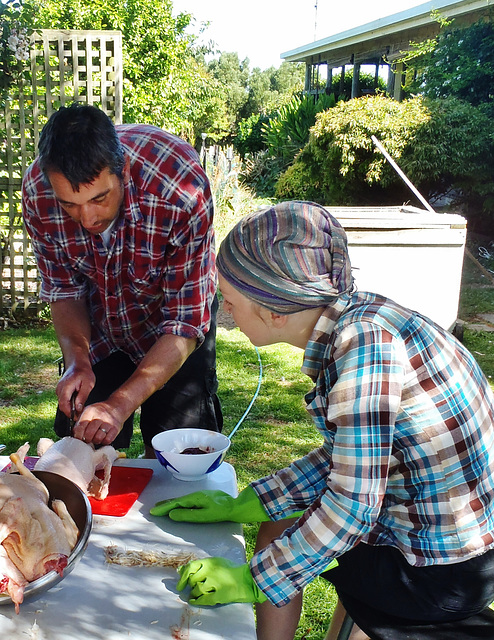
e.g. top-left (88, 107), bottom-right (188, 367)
top-left (218, 274), bottom-right (275, 347)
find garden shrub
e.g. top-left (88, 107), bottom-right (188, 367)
top-left (275, 95), bottom-right (426, 203)
top-left (233, 113), bottom-right (271, 158)
top-left (237, 93), bottom-right (337, 197)
top-left (274, 94), bottom-right (494, 228)
top-left (263, 92), bottom-right (337, 161)
top-left (239, 150), bottom-right (287, 199)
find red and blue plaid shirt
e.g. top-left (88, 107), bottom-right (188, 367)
top-left (22, 124), bottom-right (217, 364)
top-left (251, 292), bottom-right (494, 606)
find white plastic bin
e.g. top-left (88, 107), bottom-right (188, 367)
top-left (328, 206), bottom-right (467, 331)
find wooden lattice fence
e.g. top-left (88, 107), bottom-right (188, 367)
top-left (0, 29), bottom-right (122, 318)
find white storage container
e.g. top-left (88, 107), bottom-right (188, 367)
top-left (328, 206), bottom-right (467, 331)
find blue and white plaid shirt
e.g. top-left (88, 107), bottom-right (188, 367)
top-left (251, 291), bottom-right (494, 606)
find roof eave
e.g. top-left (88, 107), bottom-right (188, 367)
top-left (281, 0), bottom-right (491, 63)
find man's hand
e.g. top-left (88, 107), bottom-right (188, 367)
top-left (150, 486), bottom-right (270, 523)
top-left (177, 558), bottom-right (268, 606)
top-left (51, 298), bottom-right (94, 420)
top-left (72, 401), bottom-right (124, 445)
top-left (56, 362), bottom-right (95, 421)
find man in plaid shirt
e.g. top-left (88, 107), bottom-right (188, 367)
top-left (22, 103), bottom-right (222, 456)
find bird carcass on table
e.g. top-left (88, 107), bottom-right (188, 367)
top-left (16, 437), bottom-right (120, 500)
top-left (0, 458), bottom-right (79, 613)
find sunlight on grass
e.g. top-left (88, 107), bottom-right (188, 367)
top-left (460, 287), bottom-right (494, 318)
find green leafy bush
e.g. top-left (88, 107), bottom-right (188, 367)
top-left (233, 113), bottom-right (272, 158)
top-left (236, 93), bottom-right (337, 198)
top-left (263, 93), bottom-right (337, 161)
top-left (275, 95), bottom-right (494, 227)
top-left (239, 150), bottom-right (288, 199)
top-left (413, 20), bottom-right (494, 107)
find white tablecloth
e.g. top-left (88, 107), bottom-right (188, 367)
top-left (0, 458), bottom-right (256, 639)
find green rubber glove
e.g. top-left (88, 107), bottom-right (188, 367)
top-left (150, 486), bottom-right (270, 523)
top-left (324, 558), bottom-right (339, 572)
top-left (177, 557), bottom-right (268, 606)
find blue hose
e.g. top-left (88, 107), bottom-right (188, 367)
top-left (227, 346), bottom-right (263, 440)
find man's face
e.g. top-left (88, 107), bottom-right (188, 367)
top-left (47, 167), bottom-right (125, 235)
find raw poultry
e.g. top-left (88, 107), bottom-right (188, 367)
top-left (0, 458), bottom-right (78, 613)
top-left (16, 436), bottom-right (120, 500)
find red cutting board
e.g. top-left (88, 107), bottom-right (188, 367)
top-left (89, 466), bottom-right (153, 517)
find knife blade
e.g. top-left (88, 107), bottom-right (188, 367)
top-left (69, 392), bottom-right (77, 436)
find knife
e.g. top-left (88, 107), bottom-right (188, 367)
top-left (69, 391), bottom-right (77, 436)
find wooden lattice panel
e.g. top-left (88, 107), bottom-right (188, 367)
top-left (0, 178), bottom-right (39, 316)
top-left (30, 30), bottom-right (123, 146)
top-left (0, 29), bottom-right (122, 316)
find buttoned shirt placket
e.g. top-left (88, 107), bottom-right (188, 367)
top-left (92, 224), bottom-right (123, 347)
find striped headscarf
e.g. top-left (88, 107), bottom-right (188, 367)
top-left (217, 201), bottom-right (354, 314)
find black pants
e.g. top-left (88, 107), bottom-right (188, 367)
top-left (55, 297), bottom-right (223, 448)
top-left (321, 542), bottom-right (494, 640)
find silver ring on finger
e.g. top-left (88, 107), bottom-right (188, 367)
top-left (100, 428), bottom-right (107, 434)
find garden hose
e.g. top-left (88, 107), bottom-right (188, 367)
top-left (227, 346), bottom-right (263, 440)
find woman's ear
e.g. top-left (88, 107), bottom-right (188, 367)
top-left (269, 312), bottom-right (288, 329)
top-left (257, 305), bottom-right (287, 328)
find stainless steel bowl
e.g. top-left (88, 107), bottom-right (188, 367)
top-left (0, 470), bottom-right (92, 607)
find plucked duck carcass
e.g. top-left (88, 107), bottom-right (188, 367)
top-left (20, 437), bottom-right (120, 500)
top-left (0, 455), bottom-right (79, 613)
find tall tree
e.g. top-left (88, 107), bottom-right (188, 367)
top-left (207, 52), bottom-right (250, 135)
top-left (244, 62), bottom-right (305, 116)
top-left (19, 0), bottom-right (223, 142)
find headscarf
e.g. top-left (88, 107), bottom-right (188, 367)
top-left (216, 201), bottom-right (354, 314)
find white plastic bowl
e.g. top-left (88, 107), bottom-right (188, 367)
top-left (152, 428), bottom-right (231, 481)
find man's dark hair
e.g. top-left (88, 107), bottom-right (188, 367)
top-left (38, 103), bottom-right (125, 190)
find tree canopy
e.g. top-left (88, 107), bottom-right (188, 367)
top-left (17, 0), bottom-right (214, 139)
top-left (9, 0), bottom-right (304, 145)
top-left (407, 18), bottom-right (494, 109)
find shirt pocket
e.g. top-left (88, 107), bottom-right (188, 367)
top-left (127, 262), bottom-right (166, 301)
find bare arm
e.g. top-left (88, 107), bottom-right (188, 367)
top-left (73, 332), bottom-right (197, 445)
top-left (51, 298), bottom-right (94, 418)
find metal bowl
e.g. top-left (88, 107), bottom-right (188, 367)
top-left (0, 470), bottom-right (92, 607)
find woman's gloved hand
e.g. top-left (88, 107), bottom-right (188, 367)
top-left (150, 486), bottom-right (270, 523)
top-left (177, 557), bottom-right (268, 606)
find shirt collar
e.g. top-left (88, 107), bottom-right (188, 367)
top-left (302, 293), bottom-right (352, 381)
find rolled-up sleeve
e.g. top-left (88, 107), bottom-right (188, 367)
top-left (22, 167), bottom-right (89, 301)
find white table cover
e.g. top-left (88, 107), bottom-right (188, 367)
top-left (0, 457), bottom-right (256, 639)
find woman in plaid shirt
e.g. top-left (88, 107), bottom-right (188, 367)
top-left (152, 201), bottom-right (494, 639)
top-left (22, 103), bottom-right (222, 456)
